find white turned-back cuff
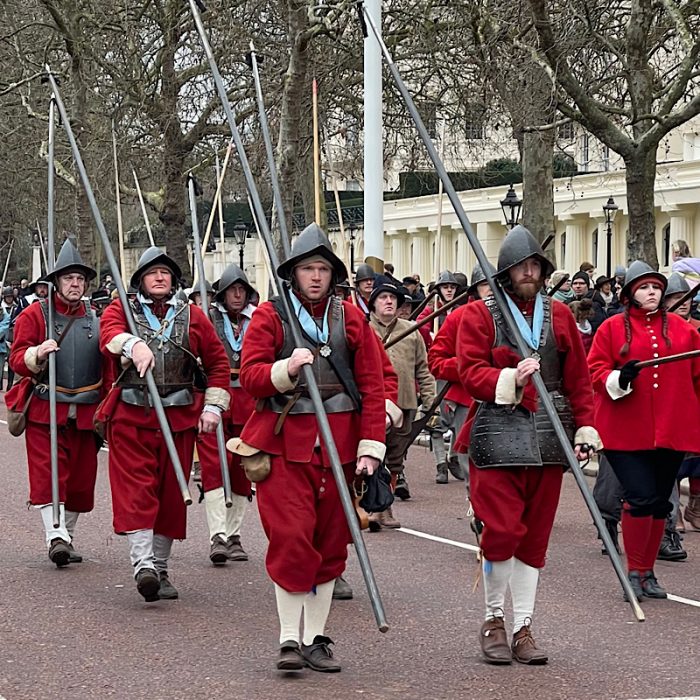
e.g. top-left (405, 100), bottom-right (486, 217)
top-left (495, 367), bottom-right (524, 405)
top-left (574, 426), bottom-right (602, 451)
top-left (270, 358), bottom-right (299, 393)
top-left (605, 370), bottom-right (633, 400)
top-left (24, 346), bottom-right (44, 374)
top-left (357, 439), bottom-right (386, 462)
top-left (204, 387), bottom-right (230, 411)
top-left (106, 332), bottom-right (140, 356)
top-left (385, 399), bottom-right (403, 428)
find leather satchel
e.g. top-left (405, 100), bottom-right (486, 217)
top-left (226, 437), bottom-right (271, 482)
top-left (6, 381), bottom-right (34, 437)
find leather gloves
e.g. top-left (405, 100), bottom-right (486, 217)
top-left (618, 360), bottom-right (641, 390)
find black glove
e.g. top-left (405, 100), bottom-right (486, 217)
top-left (618, 360), bottom-right (641, 390)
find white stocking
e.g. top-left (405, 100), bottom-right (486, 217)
top-left (483, 558), bottom-right (514, 621)
top-left (509, 558), bottom-right (540, 634)
top-left (302, 580), bottom-right (335, 645)
top-left (274, 584), bottom-right (305, 645)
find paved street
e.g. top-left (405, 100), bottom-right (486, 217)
top-left (0, 404), bottom-right (699, 700)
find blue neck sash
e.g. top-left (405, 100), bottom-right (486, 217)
top-left (505, 293), bottom-right (544, 352)
top-left (221, 313), bottom-right (249, 352)
top-left (140, 298), bottom-right (177, 342)
top-left (290, 293), bottom-right (330, 344)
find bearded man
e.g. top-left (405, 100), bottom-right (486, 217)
top-left (454, 226), bottom-right (599, 666)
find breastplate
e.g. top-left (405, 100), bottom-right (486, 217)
top-left (119, 300), bottom-right (195, 408)
top-left (212, 307), bottom-right (242, 388)
top-left (267, 296), bottom-right (355, 414)
top-left (35, 301), bottom-right (101, 405)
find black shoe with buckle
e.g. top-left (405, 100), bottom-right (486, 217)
top-left (48, 538), bottom-right (71, 568)
top-left (277, 640), bottom-right (304, 671)
top-left (394, 474), bottom-right (411, 500)
top-left (301, 635), bottom-right (342, 673)
top-left (227, 534), bottom-right (249, 561)
top-left (136, 568), bottom-right (160, 602)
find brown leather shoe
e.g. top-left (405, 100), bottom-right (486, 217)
top-left (226, 534), bottom-right (248, 561)
top-left (479, 618), bottom-right (512, 665)
top-left (511, 625), bottom-right (548, 665)
top-left (48, 538), bottom-right (71, 568)
top-left (684, 495), bottom-right (700, 531)
top-left (209, 535), bottom-right (229, 565)
top-left (380, 506), bottom-right (401, 529)
top-left (277, 640), bottom-right (304, 671)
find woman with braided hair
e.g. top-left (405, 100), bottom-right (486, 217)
top-left (588, 261), bottom-right (700, 601)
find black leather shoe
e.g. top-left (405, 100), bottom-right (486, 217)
top-left (67, 544), bottom-right (83, 564)
top-left (48, 538), bottom-right (71, 568)
top-left (394, 474), bottom-right (411, 500)
top-left (302, 635), bottom-right (341, 672)
top-left (277, 640), bottom-right (304, 671)
top-left (641, 571), bottom-right (667, 599)
top-left (332, 576), bottom-right (353, 600)
top-left (624, 571), bottom-right (643, 602)
top-left (136, 568), bottom-right (160, 602)
top-left (447, 457), bottom-right (465, 480)
top-left (158, 572), bottom-right (179, 600)
top-left (657, 531), bottom-right (687, 562)
top-left (227, 535), bottom-right (248, 561)
top-left (209, 535), bottom-right (229, 565)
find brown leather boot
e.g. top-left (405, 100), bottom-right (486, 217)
top-left (380, 506), bottom-right (401, 529)
top-left (479, 618), bottom-right (511, 665)
top-left (511, 625), bottom-right (548, 665)
top-left (684, 495), bottom-right (700, 531)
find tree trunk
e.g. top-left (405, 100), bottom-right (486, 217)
top-left (624, 148), bottom-right (658, 268)
top-left (521, 63), bottom-right (556, 254)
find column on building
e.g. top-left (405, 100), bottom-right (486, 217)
top-left (476, 222), bottom-right (505, 268)
top-left (408, 228), bottom-right (431, 285)
top-left (389, 230), bottom-right (410, 279)
top-left (452, 224), bottom-right (472, 277)
top-left (562, 217), bottom-right (587, 275)
top-left (669, 206), bottom-right (698, 258)
top-left (252, 239), bottom-right (271, 303)
top-left (428, 224), bottom-right (454, 277)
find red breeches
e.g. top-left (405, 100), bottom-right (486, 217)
top-left (107, 421), bottom-right (195, 539)
top-left (25, 419), bottom-right (99, 512)
top-left (196, 419), bottom-right (251, 497)
top-left (469, 461), bottom-right (563, 568)
top-left (256, 450), bottom-right (353, 592)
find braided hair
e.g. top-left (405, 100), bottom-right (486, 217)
top-left (620, 303), bottom-right (672, 356)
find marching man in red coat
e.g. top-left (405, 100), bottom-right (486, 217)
top-left (196, 264), bottom-right (256, 565)
top-left (455, 226), bottom-right (600, 665)
top-left (233, 224), bottom-right (387, 673)
top-left (6, 239), bottom-right (102, 566)
top-left (98, 247), bottom-right (230, 602)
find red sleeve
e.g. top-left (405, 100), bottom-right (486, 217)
top-left (457, 301), bottom-right (505, 403)
top-left (374, 332), bottom-right (399, 404)
top-left (187, 306), bottom-right (230, 391)
top-left (428, 306), bottom-right (463, 383)
top-left (99, 299), bottom-right (129, 356)
top-left (551, 300), bottom-right (596, 427)
top-left (9, 303), bottom-right (45, 376)
top-left (239, 302), bottom-right (285, 399)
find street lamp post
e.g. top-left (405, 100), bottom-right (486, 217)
top-left (603, 196), bottom-right (618, 278)
top-left (348, 221), bottom-right (357, 273)
top-left (500, 184), bottom-right (522, 230)
top-left (233, 220), bottom-right (247, 269)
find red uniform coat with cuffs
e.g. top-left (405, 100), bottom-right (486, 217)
top-left (239, 298), bottom-right (386, 464)
top-left (239, 295), bottom-right (387, 591)
top-left (588, 307), bottom-right (700, 452)
top-left (428, 303), bottom-right (472, 407)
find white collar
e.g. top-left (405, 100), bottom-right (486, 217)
top-left (138, 292), bottom-right (177, 307)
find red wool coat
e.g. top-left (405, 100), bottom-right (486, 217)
top-left (428, 303), bottom-right (472, 406)
top-left (97, 299), bottom-right (230, 431)
top-left (588, 306), bottom-right (700, 452)
top-left (455, 296), bottom-right (595, 452)
top-left (239, 298), bottom-right (386, 465)
top-left (7, 295), bottom-right (101, 430)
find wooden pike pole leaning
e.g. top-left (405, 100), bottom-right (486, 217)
top-left (111, 122), bottom-right (127, 281)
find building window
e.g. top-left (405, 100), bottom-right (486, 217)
top-left (558, 121), bottom-right (574, 141)
top-left (581, 134), bottom-right (590, 172)
top-left (602, 145), bottom-right (610, 171)
top-left (465, 103), bottom-right (486, 140)
top-left (560, 232), bottom-right (566, 265)
top-left (345, 179), bottom-right (361, 192)
top-left (592, 228), bottom-right (598, 267)
top-left (663, 223), bottom-right (671, 267)
top-left (419, 102), bottom-right (438, 139)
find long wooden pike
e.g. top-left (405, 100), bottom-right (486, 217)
top-left (0, 238), bottom-right (14, 290)
top-left (409, 288), bottom-right (437, 320)
top-left (132, 168), bottom-right (155, 246)
top-left (636, 349), bottom-right (700, 370)
top-left (200, 140), bottom-right (233, 258)
top-left (384, 289), bottom-right (469, 349)
top-left (112, 122), bottom-right (127, 281)
top-left (312, 78), bottom-right (321, 224)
